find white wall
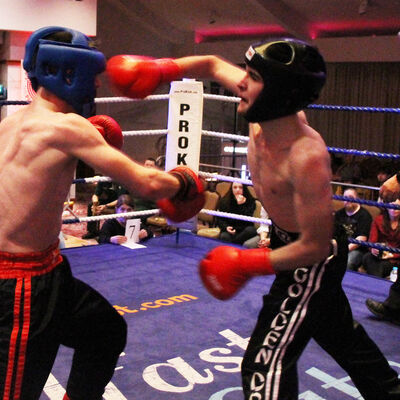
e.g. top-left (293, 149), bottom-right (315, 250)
top-left (0, 0), bottom-right (97, 35)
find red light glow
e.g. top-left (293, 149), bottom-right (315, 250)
top-left (195, 25), bottom-right (286, 43)
top-left (195, 18), bottom-right (400, 43)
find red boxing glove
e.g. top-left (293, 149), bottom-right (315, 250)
top-left (199, 246), bottom-right (275, 300)
top-left (106, 55), bottom-right (182, 99)
top-left (157, 166), bottom-right (205, 223)
top-left (88, 115), bottom-right (124, 149)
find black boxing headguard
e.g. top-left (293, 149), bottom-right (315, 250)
top-left (23, 26), bottom-right (106, 117)
top-left (244, 38), bottom-right (326, 122)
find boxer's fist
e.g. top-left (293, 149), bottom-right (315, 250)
top-left (106, 55), bottom-right (182, 99)
top-left (157, 166), bottom-right (205, 223)
top-left (199, 246), bottom-right (274, 300)
top-left (88, 115), bottom-right (124, 149)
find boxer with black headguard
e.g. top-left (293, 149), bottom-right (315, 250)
top-left (109, 38), bottom-right (400, 399)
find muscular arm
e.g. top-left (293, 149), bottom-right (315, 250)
top-left (54, 114), bottom-right (180, 200)
top-left (175, 55), bottom-right (246, 96)
top-left (270, 139), bottom-right (333, 271)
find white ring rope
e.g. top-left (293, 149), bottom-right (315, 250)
top-left (94, 93), bottom-right (241, 105)
top-left (63, 207), bottom-right (270, 225)
top-left (331, 180), bottom-right (379, 192)
top-left (64, 209), bottom-right (160, 223)
top-left (199, 171), bottom-right (252, 186)
top-left (203, 93), bottom-right (241, 103)
top-left (74, 172), bottom-right (380, 199)
top-left (79, 176), bottom-right (112, 183)
top-left (203, 209), bottom-right (270, 225)
top-left (202, 129), bottom-right (249, 142)
top-left (68, 92), bottom-right (397, 255)
top-left (95, 94), bottom-right (169, 104)
top-left (122, 129), bottom-right (168, 137)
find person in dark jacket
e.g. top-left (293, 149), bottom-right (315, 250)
top-left (217, 182), bottom-right (257, 245)
top-left (98, 194), bottom-right (153, 245)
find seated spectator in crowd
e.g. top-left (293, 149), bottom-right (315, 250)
top-left (361, 199), bottom-right (400, 278)
top-left (92, 182), bottom-right (129, 215)
top-left (82, 180), bottom-right (118, 239)
top-left (216, 182), bottom-right (257, 245)
top-left (375, 167), bottom-right (393, 200)
top-left (377, 167), bottom-right (392, 187)
top-left (98, 194), bottom-right (153, 245)
top-left (333, 154), bottom-right (362, 184)
top-left (243, 206), bottom-right (271, 249)
top-left (334, 188), bottom-right (372, 271)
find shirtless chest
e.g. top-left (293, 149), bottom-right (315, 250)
top-left (247, 133), bottom-right (299, 231)
top-left (0, 112), bottom-right (78, 251)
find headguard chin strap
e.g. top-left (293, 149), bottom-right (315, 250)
top-left (244, 38), bottom-right (326, 122)
top-left (23, 26), bottom-right (106, 116)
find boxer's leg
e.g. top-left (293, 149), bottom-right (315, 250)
top-left (61, 278), bottom-right (127, 400)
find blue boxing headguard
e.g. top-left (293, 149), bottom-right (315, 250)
top-left (244, 38), bottom-right (326, 122)
top-left (23, 26), bottom-right (106, 116)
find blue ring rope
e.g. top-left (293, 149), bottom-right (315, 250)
top-left (308, 104), bottom-right (400, 113)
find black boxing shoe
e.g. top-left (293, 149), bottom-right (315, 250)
top-left (366, 298), bottom-right (400, 326)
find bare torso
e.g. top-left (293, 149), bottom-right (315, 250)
top-left (247, 115), bottom-right (332, 233)
top-left (0, 105), bottom-right (78, 252)
top-left (0, 90), bottom-right (181, 254)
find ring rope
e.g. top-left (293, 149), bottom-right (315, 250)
top-left (349, 238), bottom-right (400, 254)
top-left (199, 171), bottom-right (253, 186)
top-left (334, 195), bottom-right (400, 210)
top-left (72, 172), bottom-right (389, 210)
top-left (63, 208), bottom-right (160, 224)
top-left (61, 206), bottom-right (400, 255)
top-left (331, 181), bottom-right (379, 192)
top-left (308, 104), bottom-right (400, 114)
top-left (202, 129), bottom-right (249, 142)
top-left (122, 129), bottom-right (168, 137)
top-left (94, 95), bottom-right (169, 104)
top-left (202, 94), bottom-right (400, 114)
top-left (199, 172), bottom-right (383, 204)
top-left (201, 130), bottom-right (400, 160)
top-left (327, 147), bottom-right (400, 159)
top-left (1, 94), bottom-right (399, 114)
top-left (73, 176), bottom-right (112, 184)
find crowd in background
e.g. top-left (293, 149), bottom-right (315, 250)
top-left (72, 153), bottom-right (400, 282)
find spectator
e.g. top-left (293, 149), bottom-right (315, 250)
top-left (144, 157), bottom-right (156, 168)
top-left (217, 182), bottom-right (257, 245)
top-left (361, 199), bottom-right (400, 278)
top-left (243, 206), bottom-right (271, 249)
top-left (374, 167), bottom-right (393, 201)
top-left (334, 188), bottom-right (372, 271)
top-left (98, 194), bottom-right (153, 245)
top-left (82, 180), bottom-right (118, 239)
top-left (366, 172), bottom-right (400, 325)
top-left (333, 154), bottom-right (362, 184)
top-left (377, 167), bottom-right (392, 187)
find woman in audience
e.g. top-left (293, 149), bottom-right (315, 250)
top-left (243, 206), bottom-right (271, 249)
top-left (98, 194), bottom-right (153, 245)
top-left (216, 182), bottom-right (257, 245)
top-left (361, 199), bottom-right (400, 278)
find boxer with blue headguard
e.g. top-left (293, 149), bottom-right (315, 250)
top-left (0, 26), bottom-right (204, 400)
top-left (23, 26), bottom-right (106, 117)
top-left (110, 38), bottom-right (400, 399)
